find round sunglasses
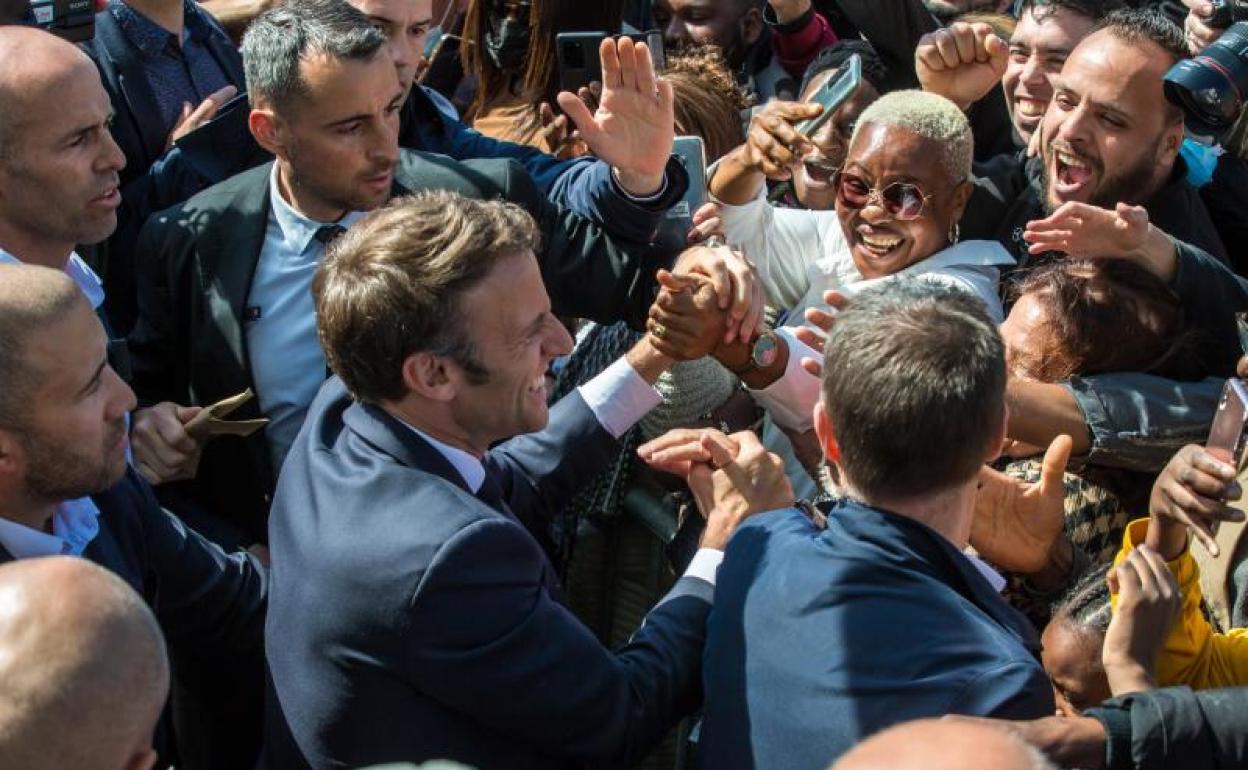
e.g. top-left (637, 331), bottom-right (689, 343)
top-left (833, 171), bottom-right (934, 221)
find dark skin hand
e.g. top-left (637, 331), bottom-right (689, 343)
top-left (941, 715), bottom-right (1107, 769)
top-left (1146, 444), bottom-right (1244, 561)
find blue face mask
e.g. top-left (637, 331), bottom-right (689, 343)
top-left (1180, 137), bottom-right (1223, 188)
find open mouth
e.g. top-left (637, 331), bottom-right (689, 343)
top-left (802, 157), bottom-right (838, 188)
top-left (527, 374), bottom-right (547, 402)
top-left (854, 227), bottom-right (905, 260)
top-left (1014, 96), bottom-right (1045, 120)
top-left (1051, 145), bottom-right (1096, 198)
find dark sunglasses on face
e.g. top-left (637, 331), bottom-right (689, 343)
top-left (833, 170), bottom-right (934, 221)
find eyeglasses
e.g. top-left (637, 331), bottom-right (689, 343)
top-left (833, 170), bottom-right (934, 221)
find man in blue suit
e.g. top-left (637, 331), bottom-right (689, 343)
top-left (262, 191), bottom-right (794, 769)
top-left (698, 281), bottom-right (1059, 769)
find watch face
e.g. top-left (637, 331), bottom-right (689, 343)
top-left (752, 334), bottom-right (779, 368)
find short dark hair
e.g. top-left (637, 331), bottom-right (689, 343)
top-left (240, 0), bottom-right (386, 113)
top-left (0, 264), bottom-right (83, 427)
top-left (1093, 7), bottom-right (1188, 65)
top-left (313, 192), bottom-right (541, 404)
top-left (819, 281), bottom-right (1005, 500)
top-left (800, 39), bottom-right (887, 96)
top-left (1017, 0), bottom-right (1126, 23)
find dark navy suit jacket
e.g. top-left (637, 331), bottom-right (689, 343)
top-left (262, 378), bottom-right (713, 769)
top-left (699, 500), bottom-right (1054, 770)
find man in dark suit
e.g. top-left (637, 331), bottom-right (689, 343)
top-left (262, 190), bottom-right (792, 769)
top-left (697, 281), bottom-right (1058, 770)
top-left (126, 0), bottom-right (746, 549)
top-left (0, 263), bottom-right (267, 766)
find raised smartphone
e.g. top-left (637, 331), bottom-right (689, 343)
top-left (796, 54), bottom-right (862, 138)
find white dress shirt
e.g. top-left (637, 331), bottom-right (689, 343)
top-left (405, 356), bottom-right (724, 585)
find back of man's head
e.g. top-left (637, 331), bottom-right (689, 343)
top-left (0, 264), bottom-right (85, 427)
top-left (0, 557), bottom-right (169, 770)
top-left (820, 281), bottom-right (1005, 500)
top-left (832, 718), bottom-right (1057, 770)
top-left (240, 0), bottom-right (386, 114)
top-left (314, 191), bottom-right (540, 404)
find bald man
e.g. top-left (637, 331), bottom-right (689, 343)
top-left (832, 719), bottom-right (1057, 770)
top-left (0, 557), bottom-right (169, 770)
top-left (0, 263), bottom-right (267, 766)
top-left (0, 26), bottom-right (124, 296)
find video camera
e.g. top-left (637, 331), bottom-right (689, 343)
top-left (16, 0), bottom-right (95, 42)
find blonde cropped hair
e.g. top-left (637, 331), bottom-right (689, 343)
top-left (851, 90), bottom-right (973, 184)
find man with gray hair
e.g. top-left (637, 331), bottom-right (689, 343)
top-left (0, 557), bottom-right (170, 770)
top-left (695, 281), bottom-right (1056, 769)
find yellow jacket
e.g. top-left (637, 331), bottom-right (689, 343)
top-left (1112, 518), bottom-right (1248, 689)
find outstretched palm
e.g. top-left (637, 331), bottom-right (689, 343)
top-left (970, 435), bottom-right (1073, 573)
top-left (557, 36), bottom-right (674, 188)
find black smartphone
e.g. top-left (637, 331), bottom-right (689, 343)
top-left (557, 30), bottom-right (667, 94)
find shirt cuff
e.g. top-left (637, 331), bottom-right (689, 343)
top-left (747, 327), bottom-right (821, 432)
top-left (610, 166), bottom-right (670, 203)
top-left (577, 356), bottom-right (664, 439)
top-left (683, 547), bottom-right (725, 586)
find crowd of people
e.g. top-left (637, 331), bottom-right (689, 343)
top-left (2, 0), bottom-right (1248, 768)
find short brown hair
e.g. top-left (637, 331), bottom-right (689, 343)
top-left (313, 192), bottom-right (540, 404)
top-left (820, 280), bottom-right (1005, 499)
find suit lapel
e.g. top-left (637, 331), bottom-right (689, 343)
top-left (195, 163), bottom-right (272, 394)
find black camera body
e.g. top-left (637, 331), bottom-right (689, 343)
top-left (1164, 21), bottom-right (1248, 141)
top-left (24, 0), bottom-right (96, 42)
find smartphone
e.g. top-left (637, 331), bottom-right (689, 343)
top-left (1207, 378), bottom-right (1248, 472)
top-left (558, 32), bottom-right (607, 94)
top-left (557, 30), bottom-right (667, 93)
top-left (796, 54), bottom-right (862, 138)
top-left (656, 135), bottom-right (708, 249)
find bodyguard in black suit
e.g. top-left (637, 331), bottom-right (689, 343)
top-left (262, 191), bottom-right (793, 769)
top-left (126, 0), bottom-right (693, 548)
top-left (0, 263), bottom-right (266, 767)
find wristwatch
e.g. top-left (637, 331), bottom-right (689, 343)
top-left (732, 331), bottom-right (780, 374)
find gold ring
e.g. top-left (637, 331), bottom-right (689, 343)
top-left (653, 324), bottom-right (667, 340)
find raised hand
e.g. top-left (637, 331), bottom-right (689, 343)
top-left (1147, 444), bottom-right (1244, 560)
top-left (915, 22), bottom-right (1008, 111)
top-left (639, 429), bottom-right (793, 550)
top-left (743, 100), bottom-right (824, 181)
top-left (970, 435), bottom-right (1073, 574)
top-left (1024, 201), bottom-right (1148, 257)
top-left (166, 84), bottom-right (238, 150)
top-left (557, 36), bottom-right (674, 197)
top-left (792, 289), bottom-right (850, 377)
top-left (1103, 545), bottom-right (1181, 696)
top-left (673, 244), bottom-right (762, 344)
top-left (687, 202), bottom-right (725, 246)
top-left (645, 270), bottom-right (730, 361)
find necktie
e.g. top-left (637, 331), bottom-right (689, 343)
top-left (314, 224), bottom-right (347, 246)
